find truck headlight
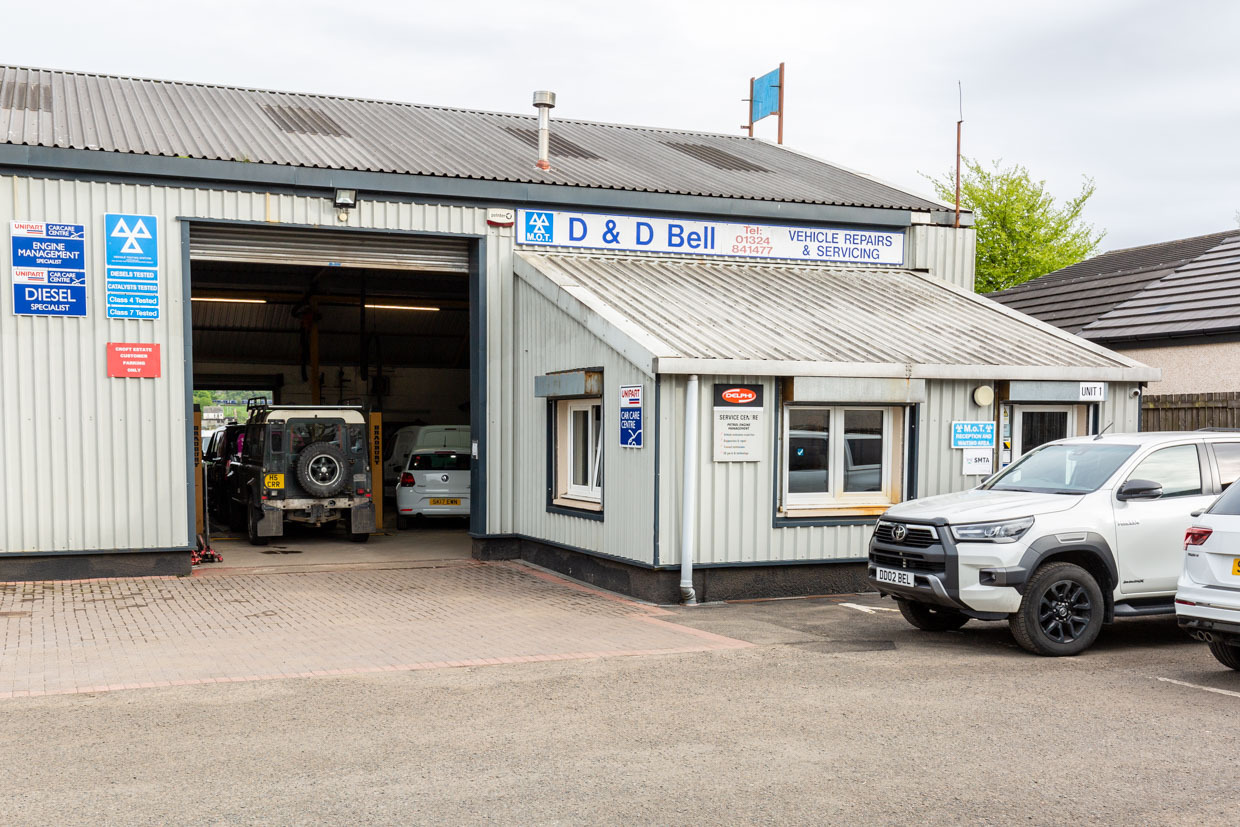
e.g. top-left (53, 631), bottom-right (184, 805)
top-left (950, 516), bottom-right (1034, 543)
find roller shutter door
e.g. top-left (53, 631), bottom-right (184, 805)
top-left (189, 224), bottom-right (469, 273)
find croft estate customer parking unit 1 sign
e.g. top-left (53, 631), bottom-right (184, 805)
top-left (713, 384), bottom-right (765, 462)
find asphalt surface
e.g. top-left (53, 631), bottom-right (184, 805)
top-left (3, 591), bottom-right (1238, 825)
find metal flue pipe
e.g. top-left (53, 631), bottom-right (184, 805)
top-left (533, 90), bottom-right (556, 171)
top-left (679, 374), bottom-right (699, 604)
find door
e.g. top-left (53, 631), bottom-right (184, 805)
top-left (1113, 444), bottom-right (1214, 594)
top-left (1012, 406), bottom-right (1076, 457)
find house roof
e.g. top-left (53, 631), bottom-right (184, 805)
top-left (0, 65), bottom-right (949, 214)
top-left (514, 251), bottom-right (1158, 381)
top-left (986, 230), bottom-right (1238, 337)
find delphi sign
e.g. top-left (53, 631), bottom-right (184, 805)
top-left (713, 383), bottom-right (765, 462)
top-left (518, 210), bottom-right (904, 266)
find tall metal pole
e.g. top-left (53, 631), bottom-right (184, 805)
top-left (777, 62), bottom-right (785, 145)
top-left (747, 76), bottom-right (755, 137)
top-left (955, 81), bottom-right (963, 229)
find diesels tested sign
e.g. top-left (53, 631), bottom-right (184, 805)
top-left (518, 209), bottom-right (904, 266)
top-left (104, 214), bottom-right (160, 320)
top-left (11, 221), bottom-right (87, 317)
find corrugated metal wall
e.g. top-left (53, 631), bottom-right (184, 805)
top-left (917, 379), bottom-right (995, 496)
top-left (907, 225), bottom-right (976, 291)
top-left (1, 174), bottom-right (507, 553)
top-left (1101, 383), bottom-right (1141, 433)
top-left (511, 278), bottom-right (656, 564)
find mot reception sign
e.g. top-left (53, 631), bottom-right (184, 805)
top-left (10, 221), bottom-right (87, 317)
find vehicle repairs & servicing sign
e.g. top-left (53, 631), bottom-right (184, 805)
top-left (10, 221), bottom-right (87, 317)
top-left (518, 209), bottom-right (904, 266)
top-left (713, 384), bottom-right (765, 462)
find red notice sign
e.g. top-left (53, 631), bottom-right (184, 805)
top-left (106, 342), bottom-right (161, 378)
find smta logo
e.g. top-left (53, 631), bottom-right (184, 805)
top-left (524, 211), bottom-right (554, 243)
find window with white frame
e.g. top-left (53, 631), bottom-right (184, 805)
top-left (782, 405), bottom-right (904, 512)
top-left (556, 397), bottom-right (603, 506)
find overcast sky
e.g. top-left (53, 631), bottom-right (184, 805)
top-left (7, 0), bottom-right (1237, 250)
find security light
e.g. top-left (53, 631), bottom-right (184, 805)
top-left (333, 188), bottom-right (358, 208)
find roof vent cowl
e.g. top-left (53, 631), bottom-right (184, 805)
top-left (533, 90), bottom-right (556, 171)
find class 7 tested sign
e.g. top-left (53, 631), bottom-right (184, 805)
top-left (11, 221), bottom-right (87, 317)
top-left (619, 385), bottom-right (643, 448)
top-left (104, 213), bottom-right (160, 320)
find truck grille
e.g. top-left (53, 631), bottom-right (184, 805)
top-left (870, 548), bottom-right (944, 574)
top-left (873, 521), bottom-right (938, 548)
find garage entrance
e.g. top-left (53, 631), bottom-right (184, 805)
top-left (188, 222), bottom-right (479, 565)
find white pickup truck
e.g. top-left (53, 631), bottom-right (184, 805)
top-left (869, 432), bottom-right (1240, 656)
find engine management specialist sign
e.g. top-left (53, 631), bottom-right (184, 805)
top-left (713, 384), bottom-right (765, 462)
top-left (518, 209), bottom-right (904, 266)
top-left (104, 213), bottom-right (160, 320)
top-left (10, 221), bottom-right (87, 317)
top-left (619, 384), bottom-right (643, 448)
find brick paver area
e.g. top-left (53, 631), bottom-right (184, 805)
top-left (0, 561), bottom-right (748, 698)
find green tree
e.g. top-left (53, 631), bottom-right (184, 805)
top-left (926, 158), bottom-right (1104, 293)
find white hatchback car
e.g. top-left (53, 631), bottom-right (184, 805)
top-left (395, 448), bottom-right (470, 528)
top-left (1176, 482), bottom-right (1240, 670)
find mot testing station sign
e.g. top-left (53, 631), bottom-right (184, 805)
top-left (713, 384), bottom-right (765, 462)
top-left (518, 209), bottom-right (904, 266)
top-left (106, 343), bottom-right (161, 378)
top-left (11, 221), bottom-right (87, 317)
top-left (619, 385), bottom-right (643, 448)
top-left (951, 420), bottom-right (997, 449)
top-left (104, 213), bottom-right (160, 320)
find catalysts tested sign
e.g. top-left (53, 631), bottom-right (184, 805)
top-left (518, 209), bottom-right (904, 266)
top-left (713, 384), bottom-right (765, 462)
top-left (11, 221), bottom-right (87, 317)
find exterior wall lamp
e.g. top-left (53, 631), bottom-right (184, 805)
top-left (333, 188), bottom-right (358, 222)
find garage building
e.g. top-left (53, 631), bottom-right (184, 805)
top-left (0, 66), bottom-right (1158, 599)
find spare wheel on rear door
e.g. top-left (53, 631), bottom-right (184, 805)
top-left (297, 441), bottom-right (349, 497)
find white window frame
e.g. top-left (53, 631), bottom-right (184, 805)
top-left (1012, 404), bottom-right (1077, 458)
top-left (560, 397), bottom-right (603, 504)
top-left (782, 405), bottom-right (896, 511)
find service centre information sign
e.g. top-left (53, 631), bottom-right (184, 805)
top-left (10, 221), bottom-right (87, 317)
top-left (104, 213), bottom-right (160, 319)
top-left (619, 384), bottom-right (643, 448)
top-left (518, 209), bottom-right (904, 266)
top-left (713, 383), bottom-right (765, 462)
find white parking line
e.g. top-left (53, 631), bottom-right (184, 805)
top-left (1155, 676), bottom-right (1240, 699)
top-left (838, 602), bottom-right (900, 615)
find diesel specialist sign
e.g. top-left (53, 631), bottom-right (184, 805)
top-left (11, 221), bottom-right (87, 317)
top-left (713, 384), bottom-right (765, 462)
top-left (519, 209), bottom-right (904, 266)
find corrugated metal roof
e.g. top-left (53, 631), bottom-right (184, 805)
top-left (986, 230), bottom-right (1237, 334)
top-left (0, 65), bottom-right (947, 213)
top-left (1079, 235), bottom-right (1240, 341)
top-left (514, 252), bottom-right (1156, 381)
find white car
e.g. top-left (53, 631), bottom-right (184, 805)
top-left (870, 432), bottom-right (1240, 656)
top-left (383, 425), bottom-right (471, 492)
top-left (395, 448), bottom-right (471, 527)
top-left (1175, 484), bottom-right (1240, 670)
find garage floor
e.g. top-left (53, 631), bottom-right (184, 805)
top-left (204, 514), bottom-right (472, 573)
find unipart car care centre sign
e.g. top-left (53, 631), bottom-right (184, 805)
top-left (11, 221), bottom-right (87, 317)
top-left (518, 210), bottom-right (904, 266)
top-left (713, 384), bottom-right (765, 462)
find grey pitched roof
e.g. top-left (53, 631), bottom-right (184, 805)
top-left (0, 65), bottom-right (948, 213)
top-left (986, 230), bottom-right (1238, 335)
top-left (1080, 234), bottom-right (1240, 341)
top-left (515, 252), bottom-right (1157, 381)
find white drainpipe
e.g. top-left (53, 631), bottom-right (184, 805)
top-left (679, 374), bottom-right (699, 604)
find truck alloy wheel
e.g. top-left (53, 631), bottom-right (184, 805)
top-left (1010, 562), bottom-right (1104, 656)
top-left (296, 441), bottom-right (348, 497)
top-left (246, 498), bottom-right (269, 547)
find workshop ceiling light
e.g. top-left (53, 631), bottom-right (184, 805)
top-left (191, 297), bottom-right (268, 304)
top-left (333, 188), bottom-right (358, 208)
top-left (364, 303), bottom-right (439, 312)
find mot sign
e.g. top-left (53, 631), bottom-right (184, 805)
top-left (951, 421), bottom-right (996, 449)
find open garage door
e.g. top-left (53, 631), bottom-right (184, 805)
top-left (190, 222), bottom-right (476, 568)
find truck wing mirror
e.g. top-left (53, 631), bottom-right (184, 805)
top-left (1117, 479), bottom-right (1164, 501)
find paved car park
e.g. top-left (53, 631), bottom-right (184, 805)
top-left (2, 564), bottom-right (1239, 824)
